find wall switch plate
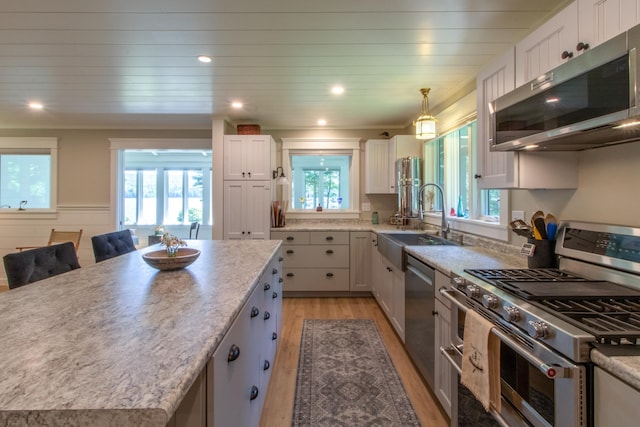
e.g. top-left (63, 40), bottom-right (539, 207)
top-left (361, 202), bottom-right (371, 212)
top-left (512, 210), bottom-right (525, 221)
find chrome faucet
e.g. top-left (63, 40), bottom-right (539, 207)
top-left (418, 183), bottom-right (450, 240)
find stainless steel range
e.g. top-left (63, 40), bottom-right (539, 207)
top-left (441, 221), bottom-right (640, 427)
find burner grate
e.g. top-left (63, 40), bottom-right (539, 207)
top-left (465, 268), bottom-right (587, 284)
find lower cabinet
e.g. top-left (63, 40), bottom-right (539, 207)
top-left (349, 231), bottom-right (372, 292)
top-left (594, 367), bottom-right (640, 426)
top-left (377, 253), bottom-right (405, 341)
top-left (433, 270), bottom-right (452, 417)
top-left (205, 253), bottom-right (282, 427)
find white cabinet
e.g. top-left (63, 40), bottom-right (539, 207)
top-left (223, 181), bottom-right (272, 240)
top-left (349, 231), bottom-right (372, 292)
top-left (594, 367), bottom-right (640, 426)
top-left (364, 135), bottom-right (421, 194)
top-left (223, 135), bottom-right (275, 181)
top-left (476, 47), bottom-right (578, 189)
top-left (378, 253), bottom-right (405, 341)
top-left (207, 253), bottom-right (282, 427)
top-left (434, 271), bottom-right (452, 417)
top-left (515, 2), bottom-right (578, 87)
top-left (578, 0), bottom-right (640, 49)
top-left (370, 233), bottom-right (381, 300)
top-left (273, 231), bottom-right (350, 292)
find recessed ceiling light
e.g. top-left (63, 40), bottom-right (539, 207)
top-left (331, 86), bottom-right (345, 95)
top-left (29, 102), bottom-right (44, 110)
top-left (231, 101), bottom-right (243, 109)
top-left (317, 119), bottom-right (327, 126)
top-left (198, 55), bottom-right (212, 63)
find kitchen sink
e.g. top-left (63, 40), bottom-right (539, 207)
top-left (377, 232), bottom-right (458, 271)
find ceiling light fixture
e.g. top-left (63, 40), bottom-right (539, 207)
top-left (414, 88), bottom-right (437, 140)
top-left (197, 55), bottom-right (212, 63)
top-left (231, 101), bottom-right (243, 109)
top-left (331, 86), bottom-right (344, 95)
top-left (29, 102), bottom-right (44, 110)
top-left (272, 166), bottom-right (289, 186)
top-left (317, 119), bottom-right (327, 126)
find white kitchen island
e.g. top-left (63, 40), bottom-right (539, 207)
top-left (0, 239), bottom-right (282, 426)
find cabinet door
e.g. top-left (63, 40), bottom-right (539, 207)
top-left (365, 139), bottom-right (393, 194)
top-left (223, 136), bottom-right (247, 180)
top-left (578, 0), bottom-right (640, 49)
top-left (594, 367), bottom-right (640, 426)
top-left (244, 136), bottom-right (272, 180)
top-left (378, 257), bottom-right (393, 316)
top-left (245, 181), bottom-right (272, 240)
top-left (223, 181), bottom-right (247, 240)
top-left (515, 1), bottom-right (578, 87)
top-left (390, 266), bottom-right (405, 342)
top-left (475, 47), bottom-right (517, 189)
top-left (434, 298), bottom-right (452, 417)
top-left (349, 231), bottom-right (372, 292)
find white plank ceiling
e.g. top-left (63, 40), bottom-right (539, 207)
top-left (0, 0), bottom-right (569, 130)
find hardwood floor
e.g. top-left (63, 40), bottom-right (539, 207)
top-left (260, 297), bottom-right (450, 427)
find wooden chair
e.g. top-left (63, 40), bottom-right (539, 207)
top-left (16, 228), bottom-right (83, 252)
top-left (189, 222), bottom-right (200, 239)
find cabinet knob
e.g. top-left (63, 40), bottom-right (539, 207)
top-left (325, 236), bottom-right (334, 241)
top-left (561, 50), bottom-right (573, 60)
top-left (247, 231), bottom-right (251, 235)
top-left (279, 277), bottom-right (283, 283)
top-left (242, 231), bottom-right (245, 235)
top-left (474, 173), bottom-right (482, 179)
top-left (286, 272), bottom-right (294, 277)
top-left (264, 283), bottom-right (271, 291)
top-left (247, 172), bottom-right (251, 177)
top-left (272, 268), bottom-right (278, 274)
top-left (576, 41), bottom-right (589, 52)
top-left (263, 360), bottom-right (271, 371)
top-left (227, 344), bottom-right (240, 362)
top-left (242, 172), bottom-right (245, 177)
top-left (286, 236), bottom-right (294, 241)
top-left (326, 249), bottom-right (334, 254)
top-left (272, 291), bottom-right (278, 299)
top-left (278, 256), bottom-right (283, 262)
top-left (286, 249), bottom-right (294, 254)
top-left (272, 332), bottom-right (278, 341)
top-left (250, 306), bottom-right (260, 318)
top-left (326, 272), bottom-right (334, 277)
top-left (250, 385), bottom-right (259, 401)
top-left (264, 311), bottom-right (271, 320)
top-left (432, 310), bottom-right (438, 316)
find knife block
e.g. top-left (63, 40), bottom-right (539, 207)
top-left (527, 238), bottom-right (558, 268)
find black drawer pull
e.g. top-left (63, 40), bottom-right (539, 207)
top-left (250, 306), bottom-right (260, 318)
top-left (286, 249), bottom-right (294, 254)
top-left (326, 249), bottom-right (334, 254)
top-left (325, 236), bottom-right (334, 241)
top-left (272, 291), bottom-right (278, 299)
top-left (286, 273), bottom-right (294, 277)
top-left (227, 344), bottom-right (240, 362)
top-left (250, 385), bottom-right (259, 401)
top-left (326, 272), bottom-right (334, 277)
top-left (264, 283), bottom-right (271, 291)
top-left (278, 256), bottom-right (283, 262)
top-left (279, 277), bottom-right (283, 283)
top-left (272, 268), bottom-right (278, 274)
top-left (263, 360), bottom-right (270, 371)
top-left (272, 332), bottom-right (278, 340)
top-left (286, 236), bottom-right (294, 241)
top-left (264, 311), bottom-right (271, 320)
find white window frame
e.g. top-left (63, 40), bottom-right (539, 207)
top-left (281, 138), bottom-right (360, 220)
top-left (0, 137), bottom-right (58, 218)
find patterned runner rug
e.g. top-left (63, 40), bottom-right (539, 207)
top-left (292, 319), bottom-right (420, 426)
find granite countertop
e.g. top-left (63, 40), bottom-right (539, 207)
top-left (404, 245), bottom-right (527, 275)
top-left (0, 239), bottom-right (281, 426)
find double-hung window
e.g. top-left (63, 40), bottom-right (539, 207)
top-left (0, 138), bottom-right (57, 211)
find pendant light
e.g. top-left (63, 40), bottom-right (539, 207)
top-left (414, 88), bottom-right (437, 140)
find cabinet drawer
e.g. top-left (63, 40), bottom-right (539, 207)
top-left (282, 268), bottom-right (350, 292)
top-left (282, 245), bottom-right (349, 268)
top-left (271, 231), bottom-right (310, 245)
top-left (309, 231), bottom-right (349, 245)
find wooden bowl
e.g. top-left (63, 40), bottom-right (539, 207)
top-left (142, 248), bottom-right (201, 271)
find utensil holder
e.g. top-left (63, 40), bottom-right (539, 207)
top-left (527, 238), bottom-right (557, 268)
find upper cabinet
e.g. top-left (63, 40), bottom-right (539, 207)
top-left (223, 135), bottom-right (275, 180)
top-left (364, 135), bottom-right (421, 194)
top-left (476, 48), bottom-right (578, 189)
top-left (578, 0), bottom-right (640, 50)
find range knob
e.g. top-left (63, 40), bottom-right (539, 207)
top-left (452, 276), bottom-right (465, 290)
top-left (465, 285), bottom-right (480, 299)
top-left (482, 295), bottom-right (499, 309)
top-left (502, 305), bottom-right (521, 322)
top-left (527, 321), bottom-right (550, 339)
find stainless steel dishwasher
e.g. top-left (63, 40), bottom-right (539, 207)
top-left (404, 254), bottom-right (436, 391)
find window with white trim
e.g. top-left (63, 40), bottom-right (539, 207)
top-left (0, 137), bottom-right (57, 210)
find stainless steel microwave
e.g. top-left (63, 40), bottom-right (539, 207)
top-left (490, 23), bottom-right (640, 151)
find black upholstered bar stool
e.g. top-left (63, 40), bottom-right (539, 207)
top-left (3, 242), bottom-right (81, 290)
top-left (91, 229), bottom-right (137, 263)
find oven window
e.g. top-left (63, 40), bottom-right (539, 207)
top-left (501, 345), bottom-right (555, 425)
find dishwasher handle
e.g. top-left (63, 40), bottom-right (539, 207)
top-left (405, 264), bottom-right (435, 286)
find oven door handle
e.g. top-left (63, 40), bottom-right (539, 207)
top-left (440, 288), bottom-right (571, 379)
